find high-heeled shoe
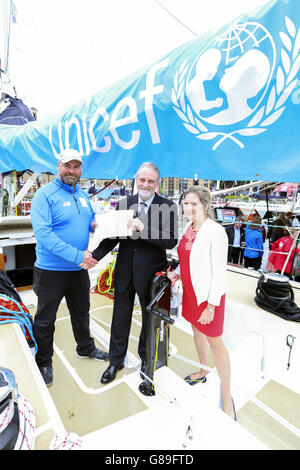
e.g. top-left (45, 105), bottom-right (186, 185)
top-left (232, 399), bottom-right (237, 421)
top-left (184, 373), bottom-right (207, 386)
top-left (219, 395), bottom-right (237, 421)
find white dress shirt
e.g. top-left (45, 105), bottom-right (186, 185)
top-left (233, 227), bottom-right (241, 247)
top-left (138, 194), bottom-right (154, 216)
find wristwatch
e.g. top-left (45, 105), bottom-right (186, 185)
top-left (207, 306), bottom-right (215, 313)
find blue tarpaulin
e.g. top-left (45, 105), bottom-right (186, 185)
top-left (1, 0), bottom-right (300, 181)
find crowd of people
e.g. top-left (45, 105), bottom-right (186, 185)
top-left (30, 148), bottom-right (299, 423)
top-left (225, 211), bottom-right (299, 277)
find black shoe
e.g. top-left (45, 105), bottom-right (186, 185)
top-left (101, 364), bottom-right (124, 384)
top-left (140, 360), bottom-right (147, 379)
top-left (39, 366), bottom-right (53, 388)
top-left (77, 347), bottom-right (109, 361)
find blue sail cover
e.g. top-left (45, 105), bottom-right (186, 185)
top-left (1, 0), bottom-right (300, 181)
top-left (0, 96), bottom-right (36, 126)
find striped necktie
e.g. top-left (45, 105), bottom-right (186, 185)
top-left (139, 202), bottom-right (147, 220)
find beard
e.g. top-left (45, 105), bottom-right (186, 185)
top-left (61, 174), bottom-right (80, 187)
top-left (138, 188), bottom-right (153, 200)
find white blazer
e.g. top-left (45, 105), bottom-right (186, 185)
top-left (182, 218), bottom-right (228, 306)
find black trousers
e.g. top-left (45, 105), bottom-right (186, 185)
top-left (228, 247), bottom-right (243, 264)
top-left (33, 267), bottom-right (95, 368)
top-left (109, 279), bottom-right (149, 366)
top-left (244, 256), bottom-right (262, 270)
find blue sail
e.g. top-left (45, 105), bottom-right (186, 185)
top-left (1, 0), bottom-right (300, 181)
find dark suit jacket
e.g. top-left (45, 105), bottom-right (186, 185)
top-left (225, 224), bottom-right (245, 257)
top-left (92, 193), bottom-right (178, 297)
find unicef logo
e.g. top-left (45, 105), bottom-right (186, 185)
top-left (172, 17), bottom-right (300, 149)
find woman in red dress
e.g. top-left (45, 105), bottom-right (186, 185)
top-left (168, 186), bottom-right (235, 420)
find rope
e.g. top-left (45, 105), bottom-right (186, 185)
top-left (152, 0), bottom-right (198, 37)
top-left (0, 399), bottom-right (14, 433)
top-left (254, 274), bottom-right (300, 321)
top-left (228, 243), bottom-right (295, 256)
top-left (49, 432), bottom-right (82, 450)
top-left (91, 258), bottom-right (116, 299)
top-left (0, 394), bottom-right (36, 450)
top-left (0, 294), bottom-right (37, 352)
top-left (14, 395), bottom-right (36, 450)
top-left (0, 395), bottom-right (81, 450)
top-left (88, 179), bottom-right (115, 199)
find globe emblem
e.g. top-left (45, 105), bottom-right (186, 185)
top-left (186, 22), bottom-right (276, 126)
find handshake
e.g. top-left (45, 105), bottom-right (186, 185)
top-left (79, 250), bottom-right (98, 270)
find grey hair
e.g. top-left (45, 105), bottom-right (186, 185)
top-left (136, 162), bottom-right (160, 182)
top-left (183, 185), bottom-right (215, 220)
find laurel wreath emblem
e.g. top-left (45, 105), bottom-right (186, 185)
top-left (172, 16), bottom-right (300, 150)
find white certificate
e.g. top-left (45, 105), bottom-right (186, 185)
top-left (89, 210), bottom-right (134, 250)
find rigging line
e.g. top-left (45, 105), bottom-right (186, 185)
top-left (213, 182), bottom-right (282, 206)
top-left (152, 0), bottom-right (199, 37)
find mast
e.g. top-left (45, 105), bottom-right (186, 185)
top-left (0, 0), bottom-right (13, 75)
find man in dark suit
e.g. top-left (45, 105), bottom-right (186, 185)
top-left (225, 216), bottom-right (245, 265)
top-left (91, 162), bottom-right (178, 384)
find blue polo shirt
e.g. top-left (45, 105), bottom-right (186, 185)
top-left (31, 177), bottom-right (95, 270)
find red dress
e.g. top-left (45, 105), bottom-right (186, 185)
top-left (178, 226), bottom-right (225, 337)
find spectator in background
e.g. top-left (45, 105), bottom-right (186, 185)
top-left (88, 182), bottom-right (97, 195)
top-left (286, 211), bottom-right (300, 228)
top-left (267, 228), bottom-right (299, 278)
top-left (225, 216), bottom-right (245, 265)
top-left (244, 214), bottom-right (264, 270)
top-left (271, 213), bottom-right (289, 244)
top-left (286, 212), bottom-right (293, 225)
